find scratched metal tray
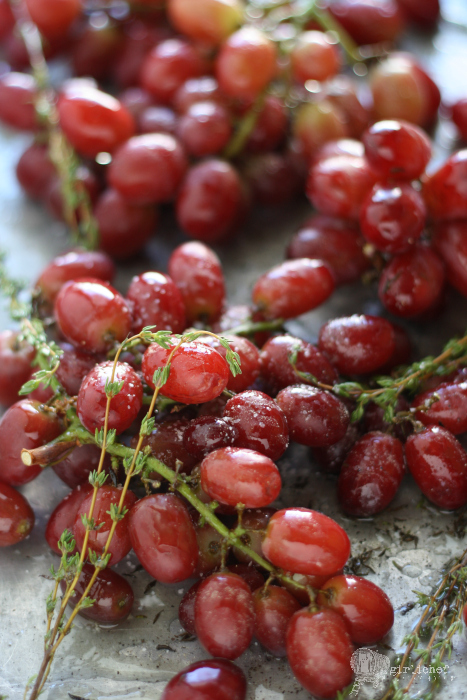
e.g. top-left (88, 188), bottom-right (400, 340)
top-left (2, 6), bottom-right (467, 699)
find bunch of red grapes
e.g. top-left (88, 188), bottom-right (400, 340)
top-left (1, 0), bottom-right (467, 697)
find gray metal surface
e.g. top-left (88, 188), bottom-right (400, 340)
top-left (2, 10), bottom-right (467, 699)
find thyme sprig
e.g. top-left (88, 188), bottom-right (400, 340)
top-left (383, 548), bottom-right (467, 700)
top-left (23, 326), bottom-right (303, 700)
top-left (289, 331), bottom-right (467, 422)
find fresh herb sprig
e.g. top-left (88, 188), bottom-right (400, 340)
top-left (289, 331), bottom-right (467, 422)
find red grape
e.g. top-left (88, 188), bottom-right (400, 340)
top-left (362, 119), bottom-right (431, 181)
top-left (177, 101), bottom-right (232, 157)
top-left (140, 38), bottom-right (206, 104)
top-left (168, 0), bottom-right (243, 46)
top-left (45, 483), bottom-right (93, 554)
top-left (62, 562), bottom-right (134, 623)
top-left (183, 415), bottom-right (237, 461)
top-left (127, 271), bottom-right (186, 334)
top-left (25, 0), bottom-right (82, 38)
top-left (36, 250), bottom-right (115, 306)
top-left (0, 481), bottom-right (35, 547)
top-left (291, 30), bottom-right (341, 83)
top-left (253, 585), bottom-right (301, 657)
top-left (216, 27), bottom-right (277, 100)
top-left (161, 659), bottom-right (247, 700)
top-left (0, 330), bottom-right (35, 407)
top-left (95, 189), bottom-right (158, 259)
top-left (129, 494), bottom-right (198, 582)
top-left (262, 508), bottom-right (351, 577)
top-left (0, 72), bottom-right (38, 131)
top-left (432, 221), bottom-right (467, 297)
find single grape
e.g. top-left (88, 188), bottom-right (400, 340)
top-left (16, 142), bottom-right (56, 200)
top-left (140, 418), bottom-right (198, 474)
top-left (216, 27), bottom-right (277, 101)
top-left (168, 242), bottom-right (226, 325)
top-left (328, 0), bottom-right (404, 45)
top-left (0, 330), bottom-right (35, 407)
top-left (194, 572), bottom-right (255, 659)
top-left (0, 481), bottom-right (35, 547)
top-left (422, 150), bottom-right (467, 221)
top-left (108, 133), bottom-right (188, 205)
top-left (260, 334), bottom-right (337, 396)
top-left (253, 585), bottom-right (302, 657)
top-left (161, 659), bottom-right (247, 700)
top-left (45, 483), bottom-right (93, 555)
top-left (74, 485), bottom-right (136, 565)
top-left (177, 100), bottom-right (232, 158)
top-left (142, 339), bottom-right (229, 404)
top-left (183, 415), bottom-right (237, 461)
top-left (140, 38), bottom-right (206, 104)
top-left (252, 259), bottom-right (335, 321)
top-left (318, 314), bottom-right (396, 375)
top-left (317, 574), bottom-right (394, 644)
top-left (129, 494), bottom-right (198, 582)
top-left (36, 250), bottom-right (115, 306)
top-left (77, 361), bottom-right (143, 435)
top-left (291, 30), bottom-right (341, 83)
top-left (223, 390), bottom-right (289, 461)
top-left (338, 432), bottom-right (405, 516)
top-left (276, 385), bottom-right (349, 448)
top-left (57, 84), bottom-right (135, 158)
top-left (262, 508), bottom-right (351, 577)
top-left (54, 278), bottom-right (132, 354)
top-left (200, 446), bottom-right (282, 508)
top-left (127, 271), bottom-right (186, 335)
top-left (53, 444), bottom-right (112, 489)
top-left (138, 105), bottom-right (178, 135)
top-left (412, 381), bottom-right (467, 434)
top-left (286, 608), bottom-right (354, 698)
top-left (0, 72), bottom-right (38, 131)
top-left (0, 400), bottom-right (62, 486)
top-left (61, 563), bottom-right (134, 623)
top-left (405, 426), bottom-right (467, 510)
top-left (287, 215), bottom-right (369, 286)
top-left (167, 0), bottom-right (243, 46)
top-left (362, 119), bottom-right (431, 181)
top-left (293, 100), bottom-right (348, 159)
top-left (432, 221), bottom-right (467, 298)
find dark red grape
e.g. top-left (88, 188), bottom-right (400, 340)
top-left (194, 572), bottom-right (255, 659)
top-left (53, 444), bottom-right (112, 489)
top-left (95, 188), bottom-right (158, 259)
top-left (0, 72), bottom-right (38, 131)
top-left (223, 390), bottom-right (289, 461)
top-left (0, 400), bottom-right (62, 486)
top-left (129, 494), bottom-right (198, 582)
top-left (183, 416), bottom-right (237, 461)
top-left (338, 431), bottom-right (405, 516)
top-left (328, 0), bottom-right (404, 45)
top-left (405, 426), bottom-right (467, 510)
top-left (0, 330), bottom-right (35, 407)
top-left (432, 221), bottom-right (467, 298)
top-left (423, 150), bottom-right (467, 221)
top-left (0, 481), bottom-right (35, 547)
top-left (127, 271), bottom-right (186, 334)
top-left (362, 119), bottom-right (431, 181)
top-left (45, 483), bottom-right (93, 554)
top-left (318, 314), bottom-right (396, 375)
top-left (253, 585), bottom-right (301, 657)
top-left (74, 485), bottom-right (136, 564)
top-left (61, 563), bottom-right (134, 623)
top-left (140, 38), bottom-right (206, 104)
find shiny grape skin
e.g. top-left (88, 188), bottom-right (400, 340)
top-left (0, 330), bottom-right (35, 407)
top-left (252, 259), bottom-right (336, 321)
top-left (412, 381), bottom-right (467, 434)
top-left (160, 658), bottom-right (247, 700)
top-left (16, 142), bottom-right (56, 200)
top-left (328, 0), bottom-right (404, 46)
top-left (318, 314), bottom-right (396, 375)
top-left (54, 278), bottom-right (132, 354)
top-left (128, 494), bottom-right (198, 583)
top-left (200, 446), bottom-right (282, 508)
top-left (199, 334), bottom-right (261, 394)
top-left (179, 580), bottom-right (201, 636)
top-left (337, 431), bottom-right (405, 517)
top-left (45, 483), bottom-right (93, 555)
top-left (0, 400), bottom-right (62, 486)
top-left (74, 486), bottom-right (137, 565)
top-left (126, 271), bottom-right (186, 335)
top-left (362, 119), bottom-right (431, 181)
top-left (183, 416), bottom-right (237, 461)
top-left (57, 86), bottom-right (135, 158)
top-left (422, 149), bottom-right (467, 221)
top-left (61, 563), bottom-right (134, 623)
top-left (276, 385), bottom-right (349, 448)
top-left (262, 508), bottom-right (351, 577)
top-left (286, 608), bottom-right (354, 699)
top-left (252, 585), bottom-right (302, 657)
top-left (140, 418), bottom-right (198, 474)
top-left (36, 250), bottom-right (115, 306)
top-left (317, 574), bottom-right (394, 644)
top-left (108, 133), bottom-right (188, 206)
top-left (0, 481), bottom-right (35, 547)
top-left (77, 361), bottom-right (143, 435)
top-left (223, 390), bottom-right (289, 461)
top-left (140, 38), bottom-right (206, 104)
top-left (194, 572), bottom-right (255, 659)
top-left (142, 340), bottom-right (229, 404)
top-left (378, 245), bottom-right (445, 318)
top-left (55, 343), bottom-right (98, 397)
top-left (405, 426), bottom-right (467, 510)
top-left (168, 242), bottom-right (226, 326)
top-left (259, 334), bottom-right (337, 396)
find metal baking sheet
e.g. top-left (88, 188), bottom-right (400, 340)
top-left (2, 8), bottom-right (467, 699)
